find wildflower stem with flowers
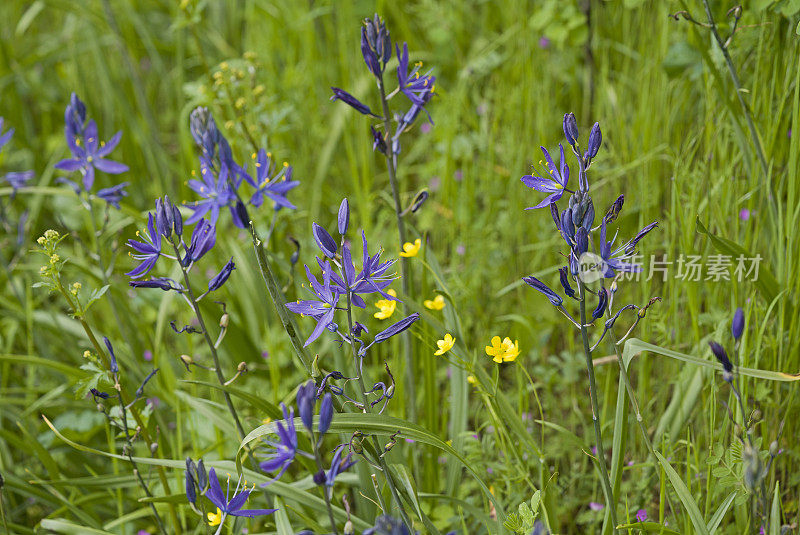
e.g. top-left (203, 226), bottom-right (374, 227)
top-left (331, 14), bottom-right (437, 425)
top-left (519, 112), bottom-right (662, 532)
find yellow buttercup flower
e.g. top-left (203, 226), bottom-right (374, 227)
top-left (434, 333), bottom-right (455, 356)
top-left (485, 336), bottom-right (520, 363)
top-left (373, 289), bottom-right (397, 320)
top-left (424, 294), bottom-right (446, 310)
top-left (207, 507), bottom-right (222, 526)
top-left (399, 238), bottom-right (422, 257)
top-left (467, 375), bottom-right (477, 385)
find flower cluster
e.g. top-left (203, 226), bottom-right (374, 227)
top-left (126, 196), bottom-right (234, 295)
top-left (0, 117), bottom-right (35, 196)
top-left (259, 381), bottom-right (354, 487)
top-left (54, 93), bottom-right (129, 209)
top-left (286, 198), bottom-right (419, 348)
top-left (520, 113), bottom-right (658, 324)
top-left (186, 107), bottom-right (299, 228)
top-left (331, 15), bottom-right (436, 156)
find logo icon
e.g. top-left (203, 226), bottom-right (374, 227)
top-left (578, 252), bottom-right (605, 283)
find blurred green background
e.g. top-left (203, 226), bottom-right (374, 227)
top-left (1, 0), bottom-right (799, 532)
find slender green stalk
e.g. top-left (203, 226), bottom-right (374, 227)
top-left (344, 288), bottom-right (414, 531)
top-left (112, 386), bottom-right (166, 533)
top-left (310, 429), bottom-right (339, 535)
top-left (577, 281), bottom-right (617, 532)
top-left (700, 0), bottom-right (769, 179)
top-left (376, 73), bottom-right (416, 422)
top-left (170, 239), bottom-right (247, 441)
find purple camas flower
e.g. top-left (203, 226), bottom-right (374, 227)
top-left (709, 341), bottom-right (733, 375)
top-left (204, 468), bottom-right (276, 523)
top-left (126, 213), bottom-right (162, 278)
top-left (187, 108), bottom-right (299, 228)
top-left (0, 117), bottom-right (35, 197)
top-left (396, 43), bottom-right (435, 111)
top-left (521, 145), bottom-right (570, 209)
top-left (286, 262), bottom-right (341, 346)
top-left (55, 110), bottom-right (128, 190)
top-left (246, 149), bottom-right (299, 210)
top-left (260, 404), bottom-right (299, 482)
top-left (185, 219), bottom-right (216, 263)
top-left (361, 14), bottom-right (391, 78)
top-left (96, 182), bottom-right (129, 209)
top-left (315, 444), bottom-right (356, 487)
top-left (185, 163), bottom-right (237, 226)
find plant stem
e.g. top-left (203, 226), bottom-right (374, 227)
top-left (701, 0), bottom-right (769, 179)
top-left (170, 240), bottom-right (246, 441)
top-left (113, 386), bottom-right (167, 533)
top-left (577, 281), bottom-right (617, 532)
top-left (376, 74), bottom-right (416, 423)
top-left (310, 430), bottom-right (340, 535)
top-left (344, 289), bottom-right (414, 531)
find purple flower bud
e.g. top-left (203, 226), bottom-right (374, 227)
top-left (185, 468), bottom-right (196, 504)
top-left (550, 202), bottom-right (561, 231)
top-left (207, 258), bottom-right (235, 292)
top-left (90, 388), bottom-right (109, 399)
top-left (104, 337), bottom-right (119, 374)
top-left (361, 26), bottom-right (382, 78)
top-left (172, 204), bottom-right (183, 237)
top-left (129, 277), bottom-right (182, 292)
top-left (585, 122), bottom-right (602, 161)
top-left (624, 221), bottom-right (658, 255)
top-left (374, 313), bottom-right (420, 344)
top-left (563, 112), bottom-right (579, 145)
top-left (338, 198), bottom-right (350, 235)
top-left (591, 288), bottom-right (608, 320)
top-left (296, 380), bottom-right (315, 433)
top-left (318, 393), bottom-right (333, 435)
top-left (523, 275), bottom-right (563, 306)
top-left (709, 341), bottom-right (733, 374)
top-left (186, 219), bottom-right (216, 262)
top-left (558, 267), bottom-right (575, 298)
top-left (196, 459), bottom-right (207, 490)
top-left (605, 194), bottom-right (624, 224)
top-left (371, 126), bottom-right (387, 154)
top-left (155, 198), bottom-right (171, 238)
top-left (313, 469), bottom-right (326, 486)
top-left (731, 307), bottom-right (744, 340)
top-left (312, 222), bottom-right (337, 258)
top-left (330, 87), bottom-right (376, 117)
top-left (575, 227), bottom-right (589, 256)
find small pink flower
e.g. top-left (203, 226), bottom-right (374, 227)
top-left (636, 509), bottom-right (647, 522)
top-left (143, 350), bottom-right (153, 362)
top-left (739, 208), bottom-right (750, 221)
top-left (454, 169), bottom-right (463, 181)
top-left (420, 122), bottom-right (432, 134)
top-left (589, 502), bottom-right (604, 511)
top-left (539, 37), bottom-right (550, 49)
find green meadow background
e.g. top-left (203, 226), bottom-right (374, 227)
top-left (1, 0), bottom-right (799, 533)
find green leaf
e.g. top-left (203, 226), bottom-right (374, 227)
top-left (654, 452), bottom-right (709, 535)
top-left (84, 284), bottom-right (110, 312)
top-left (622, 338), bottom-right (800, 382)
top-left (274, 496), bottom-right (294, 535)
top-left (769, 481), bottom-right (781, 535)
top-left (238, 412), bottom-right (505, 521)
top-left (42, 416), bottom-right (371, 530)
top-left (39, 519), bottom-right (114, 534)
top-left (707, 491), bottom-right (737, 534)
